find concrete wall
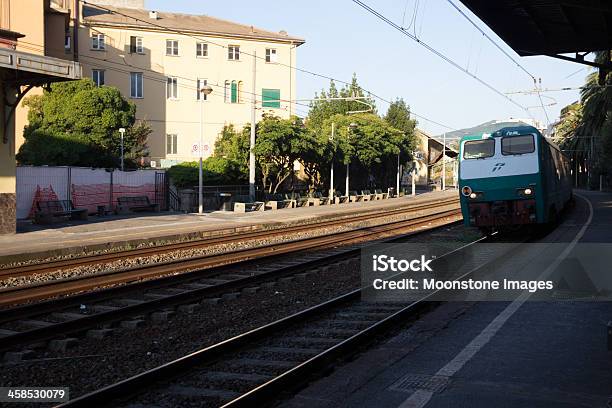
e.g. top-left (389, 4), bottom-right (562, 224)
top-left (78, 24), bottom-right (299, 165)
top-left (87, 0), bottom-right (144, 9)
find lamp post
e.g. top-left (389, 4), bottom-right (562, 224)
top-left (442, 132), bottom-right (446, 191)
top-left (198, 85), bottom-right (213, 215)
top-left (119, 127), bottom-right (126, 171)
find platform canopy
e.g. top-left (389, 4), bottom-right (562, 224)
top-left (459, 0), bottom-right (612, 67)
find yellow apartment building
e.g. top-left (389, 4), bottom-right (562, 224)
top-left (78, 0), bottom-right (305, 167)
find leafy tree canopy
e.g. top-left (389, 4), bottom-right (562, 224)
top-left (17, 79), bottom-right (150, 168)
top-left (213, 124), bottom-right (249, 181)
top-left (307, 74), bottom-right (377, 131)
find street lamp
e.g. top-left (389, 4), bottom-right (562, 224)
top-left (198, 85), bottom-right (213, 215)
top-left (346, 122), bottom-right (358, 197)
top-left (118, 127), bottom-right (126, 171)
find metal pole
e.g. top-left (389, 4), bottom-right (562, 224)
top-left (396, 153), bottom-right (400, 197)
top-left (330, 122), bottom-right (335, 200)
top-left (249, 50), bottom-right (257, 199)
top-left (198, 92), bottom-right (204, 214)
top-left (345, 162), bottom-right (349, 197)
top-left (412, 161), bottom-right (416, 196)
top-left (120, 133), bottom-right (124, 171)
top-left (442, 132), bottom-right (446, 191)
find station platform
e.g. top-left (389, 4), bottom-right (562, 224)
top-left (283, 190), bottom-right (612, 408)
top-left (0, 190), bottom-right (458, 264)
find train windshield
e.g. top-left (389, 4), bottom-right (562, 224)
top-left (463, 139), bottom-right (495, 159)
top-left (502, 135), bottom-right (535, 155)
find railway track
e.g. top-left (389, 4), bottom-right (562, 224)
top-left (58, 234), bottom-right (502, 408)
top-left (0, 207), bottom-right (462, 355)
top-left (0, 198), bottom-right (459, 281)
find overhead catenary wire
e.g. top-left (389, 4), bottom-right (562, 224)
top-left (351, 0), bottom-right (533, 119)
top-left (79, 0), bottom-right (456, 131)
top-left (445, 0), bottom-right (550, 125)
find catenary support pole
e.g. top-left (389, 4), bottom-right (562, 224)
top-left (249, 51), bottom-right (257, 199)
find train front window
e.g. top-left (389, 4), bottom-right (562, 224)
top-left (502, 135), bottom-right (535, 155)
top-left (463, 139), bottom-right (495, 159)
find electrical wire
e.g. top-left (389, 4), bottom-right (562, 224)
top-left (79, 0), bottom-right (456, 130)
top-left (351, 0), bottom-right (533, 118)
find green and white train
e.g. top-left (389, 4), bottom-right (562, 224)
top-left (459, 125), bottom-right (572, 230)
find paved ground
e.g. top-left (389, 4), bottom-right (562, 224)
top-left (0, 190), bottom-right (457, 261)
top-left (283, 190), bottom-right (612, 408)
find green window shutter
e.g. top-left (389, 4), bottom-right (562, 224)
top-left (231, 81), bottom-right (238, 103)
top-left (262, 88), bottom-right (280, 108)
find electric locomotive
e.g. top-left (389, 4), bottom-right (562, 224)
top-left (459, 126), bottom-right (572, 230)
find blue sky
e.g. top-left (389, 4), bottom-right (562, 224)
top-left (147, 0), bottom-right (587, 135)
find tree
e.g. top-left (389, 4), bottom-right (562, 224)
top-left (253, 114), bottom-right (307, 193)
top-left (17, 79), bottom-right (150, 168)
top-left (384, 98), bottom-right (417, 138)
top-left (320, 113), bottom-right (413, 188)
top-left (307, 74), bottom-right (376, 131)
top-left (213, 124), bottom-right (249, 181)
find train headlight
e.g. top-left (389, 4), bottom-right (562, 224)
top-left (461, 186), bottom-right (472, 197)
top-left (524, 188), bottom-right (533, 196)
top-left (469, 192), bottom-right (477, 199)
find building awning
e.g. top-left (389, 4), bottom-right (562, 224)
top-left (459, 0), bottom-right (612, 66)
top-left (0, 48), bottom-right (81, 87)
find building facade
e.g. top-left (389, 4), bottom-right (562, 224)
top-left (79, 1), bottom-right (305, 167)
top-left (0, 0), bottom-right (81, 234)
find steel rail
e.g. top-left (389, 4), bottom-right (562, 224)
top-left (0, 210), bottom-right (461, 352)
top-left (58, 233), bottom-right (508, 408)
top-left (0, 198), bottom-right (459, 280)
top-left (0, 205), bottom-right (460, 307)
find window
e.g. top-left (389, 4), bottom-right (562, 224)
top-left (265, 48), bottom-right (277, 63)
top-left (92, 69), bottom-right (105, 87)
top-left (502, 135), bottom-right (535, 155)
top-left (166, 77), bottom-right (178, 99)
top-left (196, 42), bottom-right (208, 57)
top-left (130, 36), bottom-right (143, 54)
top-left (130, 72), bottom-right (143, 98)
top-left (91, 33), bottom-right (105, 50)
top-left (64, 34), bottom-right (71, 51)
top-left (166, 134), bottom-right (178, 155)
top-left (166, 40), bottom-right (179, 56)
top-left (228, 45), bottom-right (240, 60)
top-left (231, 80), bottom-right (238, 103)
top-left (463, 139), bottom-right (495, 159)
top-left (224, 81), bottom-right (230, 103)
top-left (262, 88), bottom-right (281, 108)
top-left (197, 78), bottom-right (208, 101)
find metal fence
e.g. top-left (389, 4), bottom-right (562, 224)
top-left (16, 166), bottom-right (165, 219)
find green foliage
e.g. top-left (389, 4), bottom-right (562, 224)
top-left (213, 124), bottom-right (249, 180)
top-left (384, 98), bottom-right (417, 137)
top-left (253, 114), bottom-right (308, 193)
top-left (16, 128), bottom-right (104, 167)
top-left (322, 113), bottom-right (413, 166)
top-left (17, 79), bottom-right (150, 168)
top-left (167, 157), bottom-right (244, 188)
top-left (307, 74), bottom-right (377, 131)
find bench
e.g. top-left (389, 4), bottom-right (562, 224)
top-left (35, 200), bottom-right (88, 224)
top-left (265, 193), bottom-right (294, 210)
top-left (361, 190), bottom-right (376, 201)
top-left (286, 193), bottom-right (310, 207)
top-left (349, 190), bottom-right (364, 202)
top-left (333, 191), bottom-right (349, 204)
top-left (308, 191), bottom-right (330, 206)
top-left (117, 196), bottom-right (160, 214)
top-left (233, 195), bottom-right (265, 213)
top-left (374, 189), bottom-right (388, 200)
